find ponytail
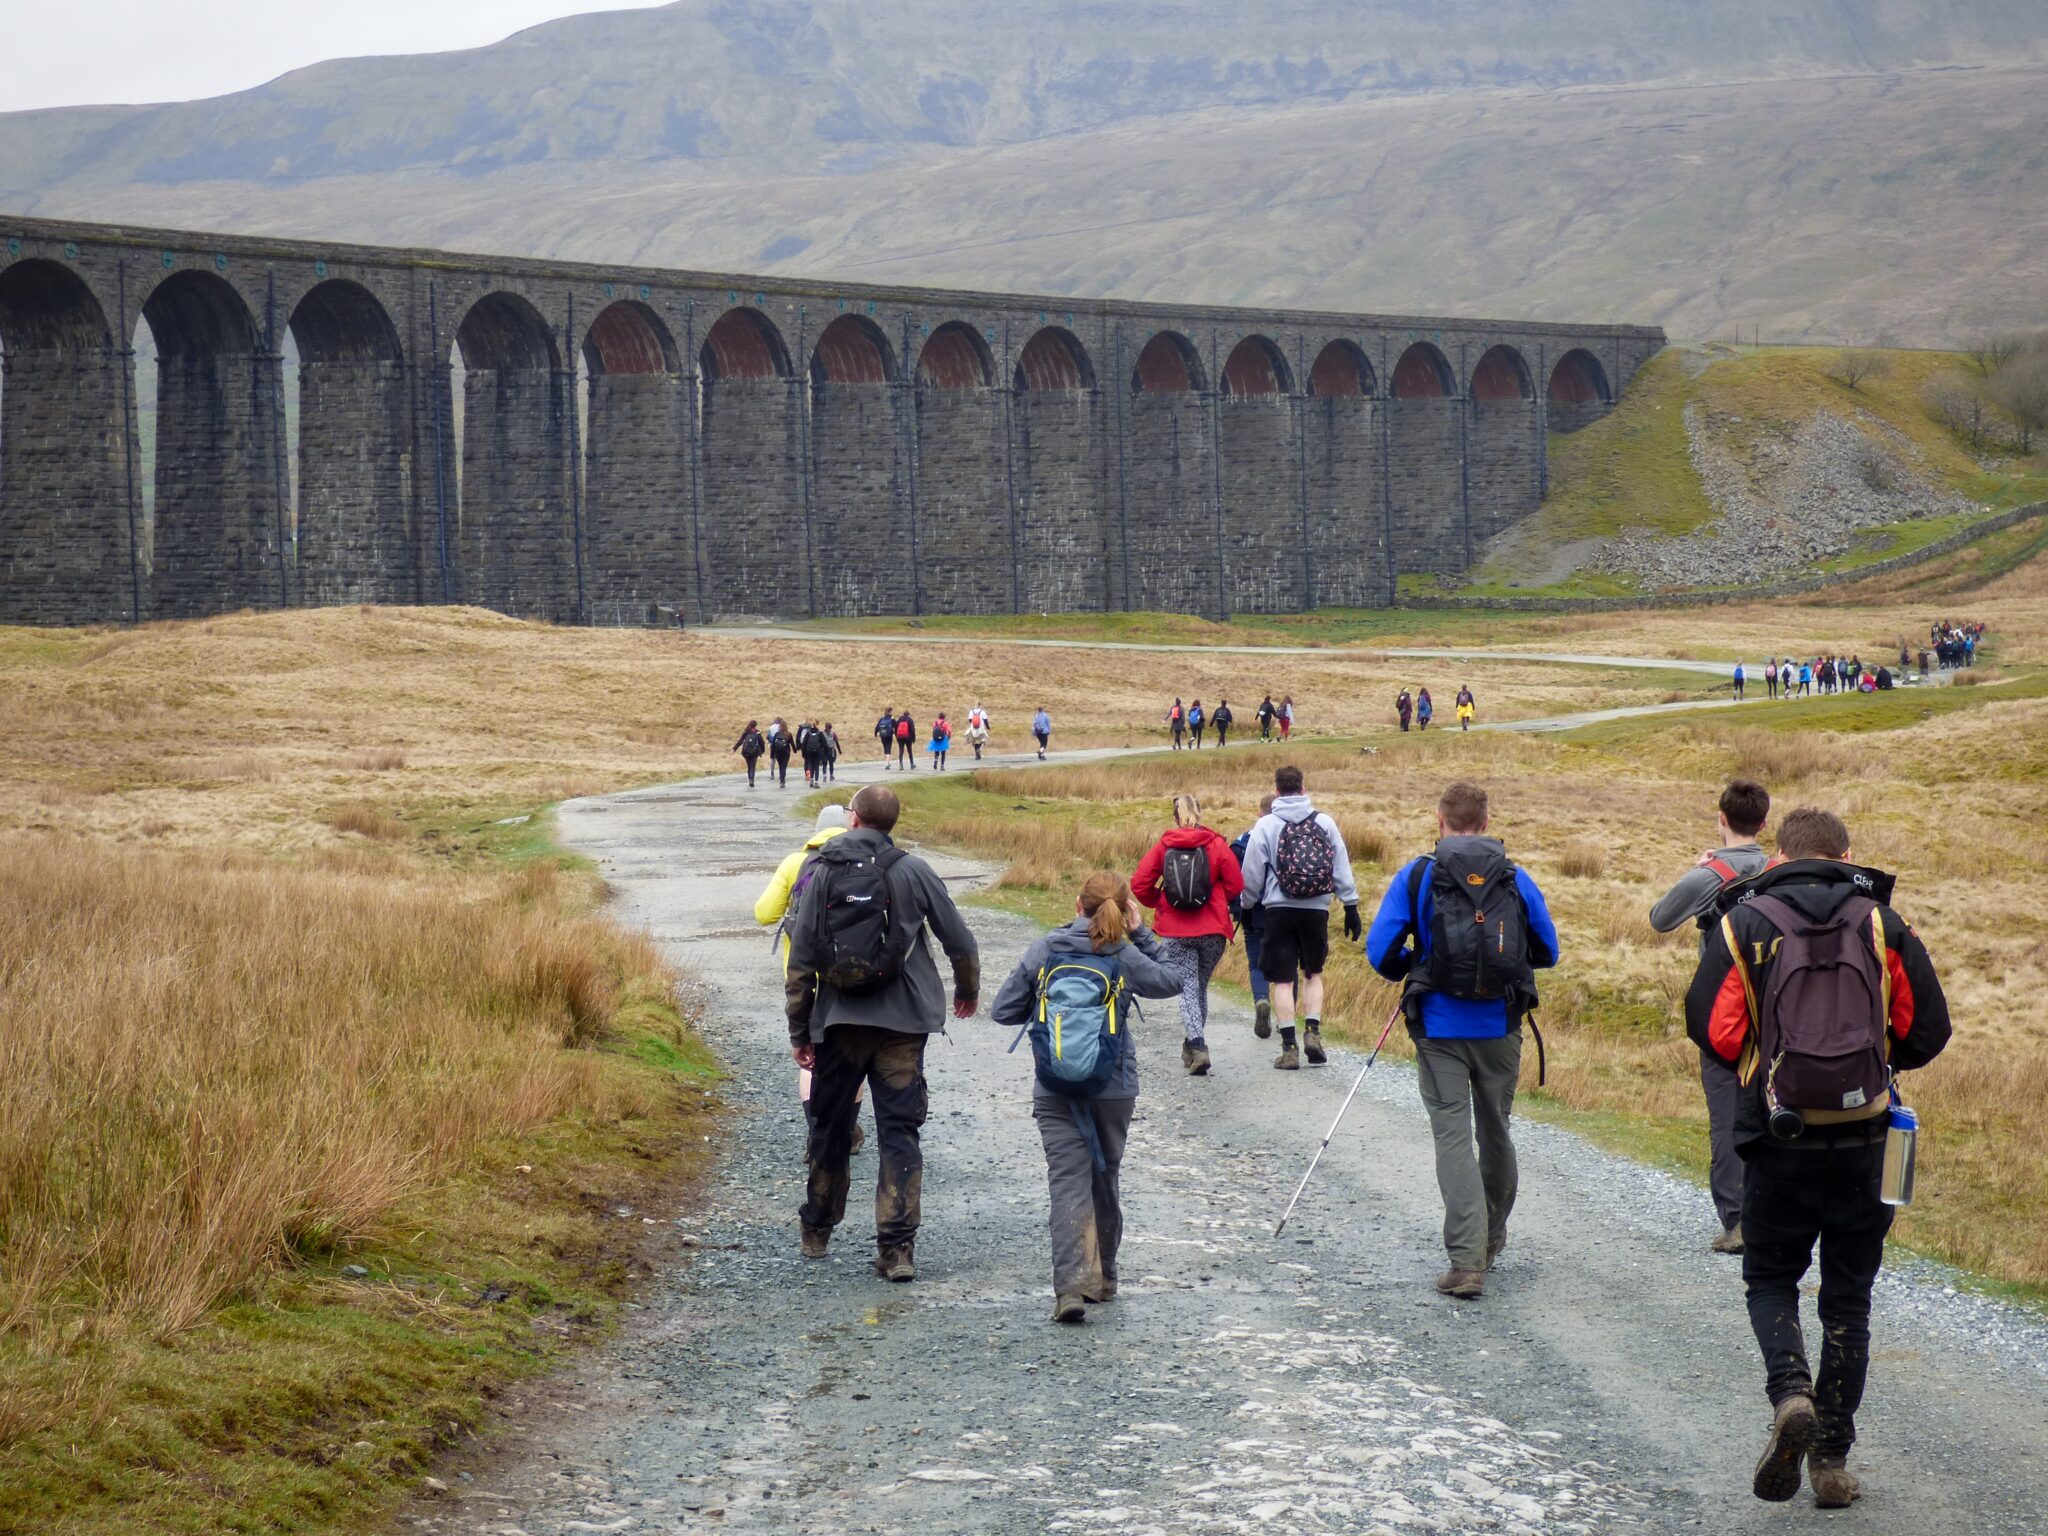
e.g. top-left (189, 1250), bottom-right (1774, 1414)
top-left (1078, 871), bottom-right (1131, 953)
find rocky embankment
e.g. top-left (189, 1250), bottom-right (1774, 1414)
top-left (1594, 406), bottom-right (1974, 589)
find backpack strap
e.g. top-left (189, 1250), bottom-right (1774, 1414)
top-left (1719, 911), bottom-right (1762, 1084)
top-left (1701, 856), bottom-right (1741, 885)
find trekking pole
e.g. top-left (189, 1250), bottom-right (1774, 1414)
top-left (1273, 1005), bottom-right (1404, 1238)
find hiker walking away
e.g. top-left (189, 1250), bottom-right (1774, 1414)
top-left (1416, 688), bottom-right (1434, 732)
top-left (1167, 698), bottom-right (1187, 750)
top-left (1237, 765), bottom-right (1361, 1071)
top-left (1764, 658), bottom-right (1778, 700)
top-left (991, 872), bottom-right (1179, 1323)
top-left (1797, 660), bottom-right (1812, 697)
top-left (1131, 794), bottom-right (1245, 1076)
top-left (876, 708), bottom-right (898, 765)
top-left (1455, 684), bottom-right (1476, 731)
top-left (799, 720), bottom-right (829, 790)
top-left (966, 704), bottom-right (990, 761)
top-left (1187, 699), bottom-right (1206, 749)
top-left (894, 709), bottom-right (917, 770)
top-left (1279, 695), bottom-right (1295, 741)
top-left (786, 785), bottom-right (980, 1281)
top-left (767, 717), bottom-right (794, 788)
top-left (1685, 807), bottom-right (1949, 1510)
top-left (733, 719), bottom-right (767, 789)
top-left (1032, 706), bottom-right (1052, 760)
top-left (1396, 688), bottom-right (1414, 732)
top-left (1257, 694), bottom-right (1278, 744)
top-left (928, 712), bottom-right (952, 771)
top-left (755, 804), bottom-right (865, 1159)
top-left (1648, 778), bottom-right (1772, 1255)
top-left (1212, 699), bottom-right (1233, 748)
top-left (1367, 780), bottom-right (1558, 1300)
top-left (1733, 661), bottom-right (1747, 701)
top-left (1229, 796), bottom-right (1277, 1037)
top-left (823, 722), bottom-right (841, 781)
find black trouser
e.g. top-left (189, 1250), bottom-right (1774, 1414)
top-left (742, 753), bottom-right (760, 786)
top-left (1214, 723), bottom-right (1228, 746)
top-left (770, 747), bottom-right (790, 786)
top-left (801, 1026), bottom-right (929, 1251)
top-left (1741, 1138), bottom-right (1892, 1457)
top-left (1700, 1051), bottom-right (1742, 1231)
top-left (1190, 725), bottom-right (1204, 748)
top-left (896, 738), bottom-right (914, 767)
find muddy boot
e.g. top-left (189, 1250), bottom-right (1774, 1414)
top-left (850, 1120), bottom-right (867, 1156)
top-left (1254, 999), bottom-right (1272, 1039)
top-left (1809, 1455), bottom-right (1861, 1509)
top-left (874, 1245), bottom-right (916, 1283)
top-left (1273, 1042), bottom-right (1300, 1071)
top-left (1435, 1268), bottom-right (1485, 1299)
top-left (1303, 1023), bottom-right (1326, 1065)
top-left (1752, 1393), bottom-right (1818, 1503)
top-left (1183, 1039), bottom-right (1211, 1076)
top-left (799, 1224), bottom-right (830, 1260)
top-left (1710, 1223), bottom-right (1744, 1255)
top-left (1052, 1294), bottom-right (1086, 1324)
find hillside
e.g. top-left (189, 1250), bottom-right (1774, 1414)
top-left (3, 2), bottom-right (2047, 341)
top-left (1466, 343), bottom-right (2048, 596)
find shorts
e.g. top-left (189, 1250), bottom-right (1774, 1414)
top-left (1258, 904), bottom-right (1330, 984)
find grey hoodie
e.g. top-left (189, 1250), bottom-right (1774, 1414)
top-left (1237, 794), bottom-right (1359, 911)
top-left (991, 916), bottom-right (1179, 1100)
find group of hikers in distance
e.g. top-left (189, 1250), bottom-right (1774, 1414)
top-left (750, 737), bottom-right (1952, 1511)
top-left (1395, 684), bottom-right (1478, 731)
top-left (1731, 619), bottom-right (1985, 699)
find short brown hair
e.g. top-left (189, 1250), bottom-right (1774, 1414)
top-left (1776, 807), bottom-right (1850, 860)
top-left (1275, 765), bottom-right (1304, 796)
top-left (1439, 781), bottom-right (1489, 834)
top-left (1720, 779), bottom-right (1770, 838)
top-left (849, 784), bottom-right (901, 834)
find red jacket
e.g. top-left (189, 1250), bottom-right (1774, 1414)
top-left (1131, 826), bottom-right (1245, 940)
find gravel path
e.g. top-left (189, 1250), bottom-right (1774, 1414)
top-left (398, 743), bottom-right (2044, 1536)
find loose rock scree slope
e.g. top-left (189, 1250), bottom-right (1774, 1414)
top-left (405, 742), bottom-right (2048, 1536)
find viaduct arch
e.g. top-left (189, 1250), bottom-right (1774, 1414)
top-left (0, 217), bottom-right (1663, 625)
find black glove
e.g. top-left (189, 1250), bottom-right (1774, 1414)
top-left (1343, 903), bottom-right (1362, 943)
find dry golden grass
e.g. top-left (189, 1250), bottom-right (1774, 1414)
top-left (0, 833), bottom-right (677, 1444)
top-left (899, 675), bottom-right (2048, 1291)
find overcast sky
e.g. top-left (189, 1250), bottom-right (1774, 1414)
top-left (1, 2), bottom-right (672, 113)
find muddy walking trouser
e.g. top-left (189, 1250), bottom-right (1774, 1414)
top-left (1242, 921), bottom-right (1268, 1003)
top-left (1742, 1138), bottom-right (1891, 1458)
top-left (1701, 1051), bottom-right (1743, 1232)
top-left (801, 1026), bottom-right (929, 1251)
top-left (1415, 1033), bottom-right (1521, 1272)
top-left (1034, 1095), bottom-right (1134, 1299)
top-left (1161, 933), bottom-right (1228, 1042)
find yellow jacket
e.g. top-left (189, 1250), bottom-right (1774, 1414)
top-left (755, 825), bottom-right (849, 961)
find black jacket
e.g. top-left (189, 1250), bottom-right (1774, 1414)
top-left (1685, 859), bottom-right (1950, 1152)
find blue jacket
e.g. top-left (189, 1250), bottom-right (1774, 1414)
top-left (1366, 848), bottom-right (1560, 1039)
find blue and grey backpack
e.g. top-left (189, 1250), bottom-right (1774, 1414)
top-left (1009, 948), bottom-right (1132, 1165)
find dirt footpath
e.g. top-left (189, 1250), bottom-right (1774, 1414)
top-left (397, 749), bottom-right (2048, 1536)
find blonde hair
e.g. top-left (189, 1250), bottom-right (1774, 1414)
top-left (1171, 793), bottom-right (1202, 828)
top-left (1079, 871), bottom-right (1131, 952)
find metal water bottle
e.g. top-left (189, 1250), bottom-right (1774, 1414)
top-left (1881, 1103), bottom-right (1918, 1207)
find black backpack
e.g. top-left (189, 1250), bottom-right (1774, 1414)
top-left (808, 841), bottom-right (914, 994)
top-left (741, 729), bottom-right (764, 756)
top-left (1161, 844), bottom-right (1214, 911)
top-left (1273, 816), bottom-right (1337, 900)
top-left (1745, 893), bottom-right (1889, 1120)
top-left (1407, 838), bottom-right (1534, 1005)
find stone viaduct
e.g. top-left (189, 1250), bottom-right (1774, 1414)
top-left (0, 215), bottom-right (1663, 626)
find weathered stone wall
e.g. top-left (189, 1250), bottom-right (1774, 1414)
top-left (0, 216), bottom-right (1661, 625)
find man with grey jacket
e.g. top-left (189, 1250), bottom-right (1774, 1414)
top-left (1237, 765), bottom-right (1361, 1070)
top-left (786, 784), bottom-right (979, 1281)
top-left (1648, 777), bottom-right (1771, 1256)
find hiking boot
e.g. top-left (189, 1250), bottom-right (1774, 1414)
top-left (799, 1224), bottom-right (830, 1260)
top-left (1752, 1393), bottom-right (1818, 1503)
top-left (1711, 1223), bottom-right (1745, 1256)
top-left (1435, 1268), bottom-right (1485, 1299)
top-left (1183, 1039), bottom-right (1212, 1076)
top-left (1303, 1024), bottom-right (1327, 1065)
top-left (1273, 1043), bottom-right (1300, 1071)
top-left (1092, 1272), bottom-right (1118, 1303)
top-left (1809, 1455), bottom-right (1862, 1509)
top-left (1253, 999), bottom-right (1273, 1039)
top-left (1485, 1232), bottom-right (1507, 1271)
top-left (874, 1245), bottom-right (916, 1283)
top-left (1052, 1294), bottom-right (1087, 1324)
top-left (850, 1120), bottom-right (867, 1156)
